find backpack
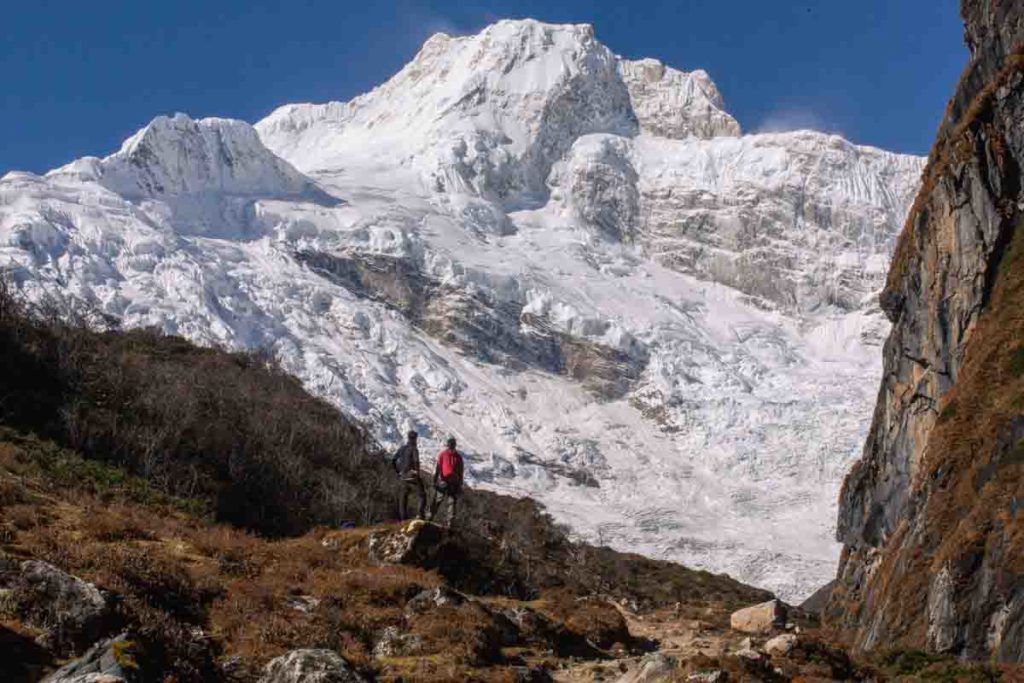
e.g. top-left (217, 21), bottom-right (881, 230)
top-left (437, 448), bottom-right (464, 488)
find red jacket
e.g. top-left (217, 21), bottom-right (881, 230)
top-left (435, 448), bottom-right (464, 487)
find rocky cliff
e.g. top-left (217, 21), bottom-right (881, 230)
top-left (827, 0), bottom-right (1024, 662)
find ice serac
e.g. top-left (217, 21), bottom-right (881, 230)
top-left (618, 58), bottom-right (741, 139)
top-left (554, 131), bottom-right (922, 314)
top-left (826, 0), bottom-right (1024, 662)
top-left (1, 19), bottom-right (924, 601)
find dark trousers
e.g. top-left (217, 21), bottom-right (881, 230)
top-left (398, 476), bottom-right (426, 520)
top-left (429, 485), bottom-right (460, 528)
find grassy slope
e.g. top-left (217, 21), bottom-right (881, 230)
top-left (0, 284), bottom-right (770, 681)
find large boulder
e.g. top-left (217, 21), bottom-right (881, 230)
top-left (367, 520), bottom-right (444, 567)
top-left (43, 634), bottom-right (136, 682)
top-left (729, 599), bottom-right (786, 635)
top-left (13, 561), bottom-right (112, 655)
top-left (259, 649), bottom-right (365, 683)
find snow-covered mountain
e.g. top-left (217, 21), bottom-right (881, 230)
top-left (0, 19), bottom-right (923, 600)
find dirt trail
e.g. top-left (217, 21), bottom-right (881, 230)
top-left (552, 605), bottom-right (737, 681)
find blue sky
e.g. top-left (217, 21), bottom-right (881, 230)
top-left (3, 1), bottom-right (966, 174)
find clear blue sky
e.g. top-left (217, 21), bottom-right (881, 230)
top-left (3, 0), bottom-right (966, 175)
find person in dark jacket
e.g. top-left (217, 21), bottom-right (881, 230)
top-left (391, 430), bottom-right (425, 520)
top-left (429, 436), bottom-right (464, 529)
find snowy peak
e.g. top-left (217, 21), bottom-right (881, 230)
top-left (256, 19), bottom-right (742, 205)
top-left (81, 113), bottom-right (318, 199)
top-left (257, 19), bottom-right (639, 201)
top-left (618, 58), bottom-right (740, 139)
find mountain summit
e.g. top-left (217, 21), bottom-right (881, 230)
top-left (0, 19), bottom-right (923, 600)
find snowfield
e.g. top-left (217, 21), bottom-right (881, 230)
top-left (0, 19), bottom-right (923, 600)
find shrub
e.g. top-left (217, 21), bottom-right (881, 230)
top-left (0, 279), bottom-right (398, 536)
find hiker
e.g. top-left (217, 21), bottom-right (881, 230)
top-left (429, 436), bottom-right (464, 529)
top-left (391, 430), bottom-right (425, 520)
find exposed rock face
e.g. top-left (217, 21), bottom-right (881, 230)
top-left (259, 649), bottom-right (365, 683)
top-left (296, 249), bottom-right (649, 399)
top-left (618, 58), bottom-right (740, 139)
top-left (729, 600), bottom-right (786, 634)
top-left (827, 0), bottom-right (1024, 662)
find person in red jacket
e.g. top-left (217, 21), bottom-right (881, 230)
top-left (429, 436), bottom-right (464, 529)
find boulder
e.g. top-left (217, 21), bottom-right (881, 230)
top-left (367, 520), bottom-right (444, 567)
top-left (372, 625), bottom-right (424, 658)
top-left (259, 649), bottom-right (365, 683)
top-left (13, 561), bottom-right (111, 655)
top-left (404, 585), bottom-right (467, 615)
top-left (764, 633), bottom-right (798, 657)
top-left (729, 599), bottom-right (786, 635)
top-left (615, 652), bottom-right (676, 682)
top-left (735, 648), bottom-right (763, 661)
top-left (42, 634), bottom-right (136, 682)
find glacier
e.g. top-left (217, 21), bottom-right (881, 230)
top-left (0, 19), bottom-right (924, 601)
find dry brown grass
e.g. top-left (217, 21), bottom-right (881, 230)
top-left (536, 589), bottom-right (630, 650)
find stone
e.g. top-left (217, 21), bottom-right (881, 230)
top-left (42, 634), bottom-right (135, 682)
top-left (764, 633), bottom-right (798, 657)
top-left (729, 600), bottom-right (786, 634)
top-left (371, 626), bottom-right (424, 658)
top-left (614, 652), bottom-right (676, 682)
top-left (738, 637), bottom-right (753, 650)
top-left (13, 561), bottom-right (111, 655)
top-left (367, 519), bottom-right (444, 567)
top-left (259, 649), bottom-right (365, 683)
top-left (285, 595), bottom-right (321, 614)
top-left (735, 648), bottom-right (762, 661)
top-left (687, 671), bottom-right (728, 683)
top-left (404, 585), bottom-right (467, 615)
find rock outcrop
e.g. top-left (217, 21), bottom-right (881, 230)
top-left (827, 0), bottom-right (1024, 662)
top-left (367, 519), bottom-right (445, 566)
top-left (259, 649), bottom-right (365, 683)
